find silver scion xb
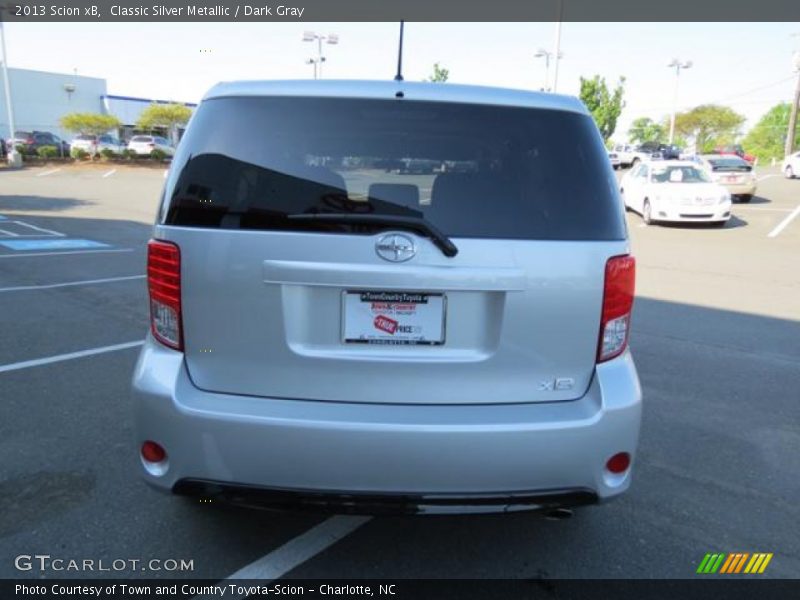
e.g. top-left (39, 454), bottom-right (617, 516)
top-left (132, 80), bottom-right (642, 515)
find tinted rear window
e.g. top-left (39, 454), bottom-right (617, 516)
top-left (131, 136), bottom-right (153, 142)
top-left (162, 97), bottom-right (625, 241)
top-left (707, 158), bottom-right (751, 171)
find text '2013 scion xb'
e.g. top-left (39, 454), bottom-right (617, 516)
top-left (132, 80), bottom-right (642, 515)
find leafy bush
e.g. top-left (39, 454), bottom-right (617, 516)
top-left (150, 149), bottom-right (168, 161)
top-left (36, 145), bottom-right (59, 158)
top-left (70, 147), bottom-right (90, 160)
top-left (15, 144), bottom-right (27, 155)
top-left (99, 148), bottom-right (116, 159)
top-left (121, 149), bottom-right (137, 159)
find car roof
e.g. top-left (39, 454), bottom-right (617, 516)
top-left (700, 154), bottom-right (744, 160)
top-left (203, 79), bottom-right (589, 115)
top-left (643, 160), bottom-right (699, 167)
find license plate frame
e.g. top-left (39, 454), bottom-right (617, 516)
top-left (342, 290), bottom-right (446, 346)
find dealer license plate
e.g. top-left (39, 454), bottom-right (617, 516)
top-left (343, 291), bottom-right (445, 345)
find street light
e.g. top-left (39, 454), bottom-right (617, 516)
top-left (667, 58), bottom-right (693, 144)
top-left (303, 31), bottom-right (339, 79)
top-left (0, 20), bottom-right (21, 167)
top-left (534, 48), bottom-right (563, 92)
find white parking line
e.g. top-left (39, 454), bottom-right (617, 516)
top-left (102, 169), bottom-right (117, 178)
top-left (0, 341), bottom-right (144, 374)
top-left (9, 220), bottom-right (66, 236)
top-left (0, 275), bottom-right (145, 293)
top-left (0, 228), bottom-right (19, 237)
top-left (767, 204), bottom-right (800, 238)
top-left (0, 248), bottom-right (133, 259)
top-left (201, 516), bottom-right (370, 598)
top-left (35, 168), bottom-right (61, 177)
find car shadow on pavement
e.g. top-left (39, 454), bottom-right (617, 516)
top-left (737, 194), bottom-right (770, 205)
top-left (656, 215), bottom-right (748, 230)
top-left (0, 195), bottom-right (93, 213)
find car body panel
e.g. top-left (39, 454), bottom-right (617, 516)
top-left (783, 151), bottom-right (800, 178)
top-left (697, 154), bottom-right (757, 198)
top-left (133, 336), bottom-right (641, 501)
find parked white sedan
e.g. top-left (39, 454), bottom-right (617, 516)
top-left (620, 160), bottom-right (731, 227)
top-left (127, 135), bottom-right (175, 157)
top-left (71, 134), bottom-right (125, 155)
top-left (783, 151), bottom-right (800, 179)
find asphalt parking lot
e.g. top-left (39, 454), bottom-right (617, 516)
top-left (1, 163), bottom-right (798, 581)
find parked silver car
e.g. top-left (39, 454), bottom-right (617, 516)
top-left (132, 80), bottom-right (642, 515)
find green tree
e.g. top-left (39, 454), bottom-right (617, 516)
top-left (136, 103), bottom-right (193, 141)
top-left (579, 75), bottom-right (626, 141)
top-left (60, 112), bottom-right (121, 136)
top-left (742, 102), bottom-right (800, 162)
top-left (426, 63), bottom-right (450, 83)
top-left (628, 117), bottom-right (665, 144)
top-left (673, 104), bottom-right (745, 153)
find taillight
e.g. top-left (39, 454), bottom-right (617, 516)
top-left (597, 255), bottom-right (636, 363)
top-left (147, 240), bottom-right (183, 350)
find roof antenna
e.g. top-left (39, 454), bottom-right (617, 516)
top-left (394, 21), bottom-right (405, 82)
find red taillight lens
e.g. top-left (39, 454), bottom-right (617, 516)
top-left (597, 255), bottom-right (635, 363)
top-left (606, 452), bottom-right (631, 474)
top-left (141, 440), bottom-right (167, 463)
top-left (147, 239), bottom-right (183, 350)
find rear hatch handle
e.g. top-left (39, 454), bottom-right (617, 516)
top-left (286, 213), bottom-right (459, 258)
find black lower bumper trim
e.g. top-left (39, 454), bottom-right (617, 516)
top-left (172, 479), bottom-right (599, 515)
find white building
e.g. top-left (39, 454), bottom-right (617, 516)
top-left (0, 67), bottom-right (107, 140)
top-left (1, 67), bottom-right (196, 142)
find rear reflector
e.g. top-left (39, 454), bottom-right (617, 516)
top-left (147, 239), bottom-right (183, 350)
top-left (606, 452), bottom-right (631, 474)
top-left (141, 441), bottom-right (167, 463)
top-left (597, 255), bottom-right (635, 363)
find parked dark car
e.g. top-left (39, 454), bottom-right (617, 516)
top-left (636, 141), bottom-right (680, 160)
top-left (8, 131), bottom-right (70, 156)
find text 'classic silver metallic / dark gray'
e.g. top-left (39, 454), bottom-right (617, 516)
top-left (132, 80), bottom-right (642, 515)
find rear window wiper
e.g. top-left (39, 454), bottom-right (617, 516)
top-left (286, 213), bottom-right (459, 258)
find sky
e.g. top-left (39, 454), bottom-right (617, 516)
top-left (3, 21), bottom-right (800, 140)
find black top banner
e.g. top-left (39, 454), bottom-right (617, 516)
top-left (1, 0), bottom-right (800, 22)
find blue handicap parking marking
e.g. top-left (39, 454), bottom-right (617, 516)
top-left (0, 239), bottom-right (111, 251)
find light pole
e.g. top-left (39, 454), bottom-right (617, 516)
top-left (534, 48), bottom-right (563, 92)
top-left (667, 58), bottom-right (692, 144)
top-left (0, 20), bottom-right (21, 167)
top-left (303, 31), bottom-right (339, 79)
top-left (784, 50), bottom-right (800, 158)
top-left (551, 0), bottom-right (564, 93)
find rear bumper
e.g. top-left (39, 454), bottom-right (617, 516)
top-left (132, 337), bottom-right (642, 513)
top-left (173, 480), bottom-right (598, 515)
top-left (718, 182), bottom-right (756, 196)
